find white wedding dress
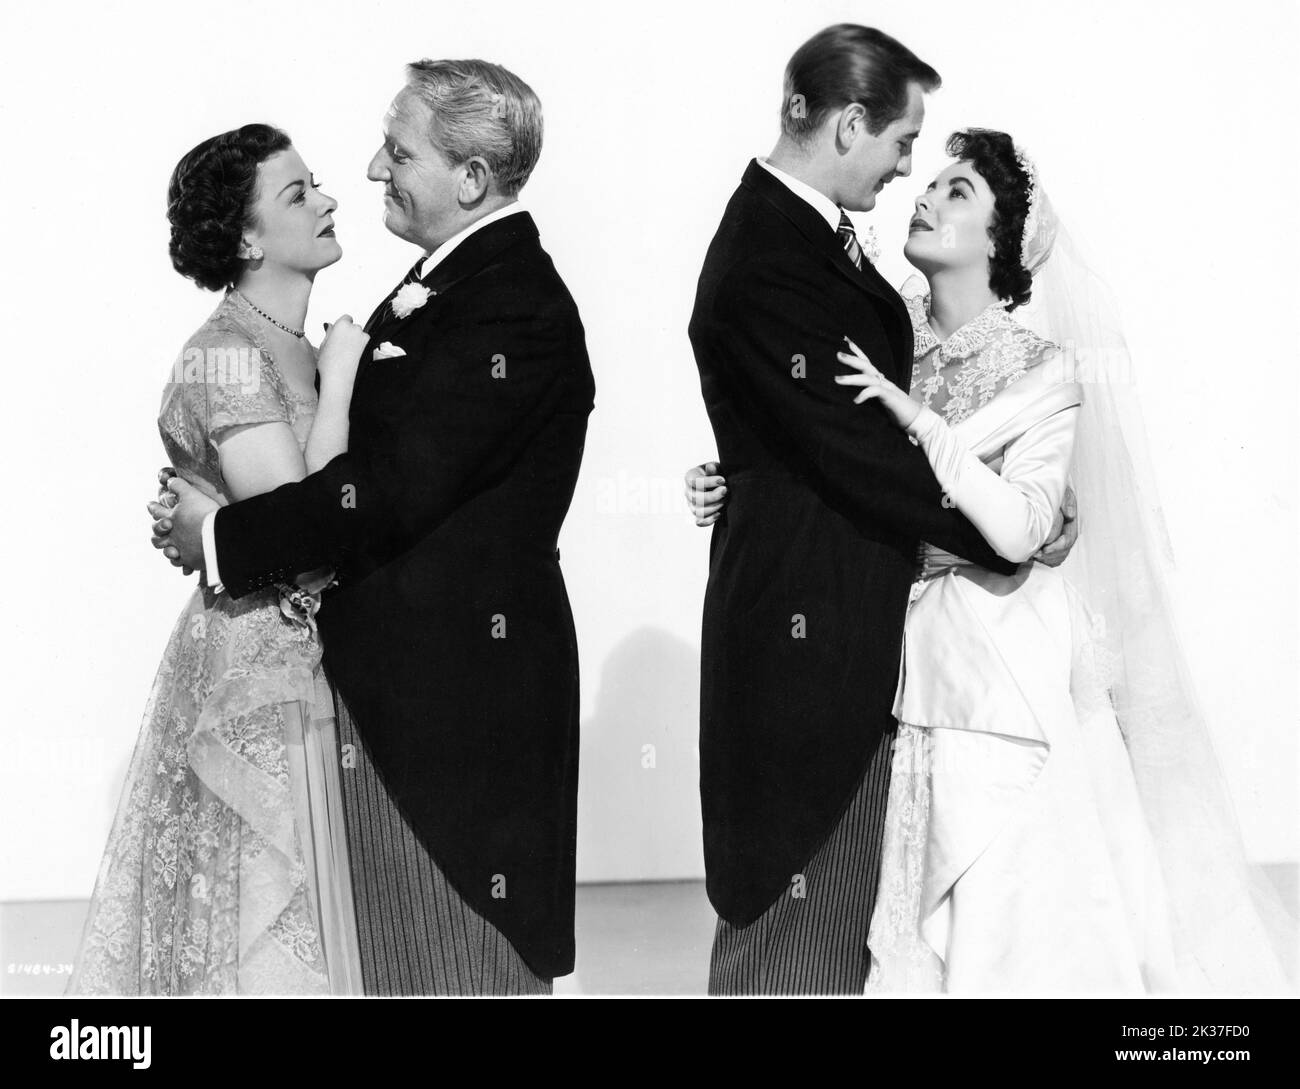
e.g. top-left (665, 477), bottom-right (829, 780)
top-left (864, 290), bottom-right (1291, 994)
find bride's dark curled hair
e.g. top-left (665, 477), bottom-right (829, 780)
top-left (167, 124), bottom-right (292, 292)
top-left (945, 128), bottom-right (1034, 310)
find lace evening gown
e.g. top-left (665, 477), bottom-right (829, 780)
top-left (864, 291), bottom-right (1184, 994)
top-left (68, 291), bottom-right (363, 995)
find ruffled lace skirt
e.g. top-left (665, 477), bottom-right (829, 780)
top-left (68, 585), bottom-right (363, 995)
top-left (864, 724), bottom-right (947, 991)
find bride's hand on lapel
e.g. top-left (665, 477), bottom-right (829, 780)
top-left (685, 462), bottom-right (726, 526)
top-left (835, 337), bottom-right (922, 429)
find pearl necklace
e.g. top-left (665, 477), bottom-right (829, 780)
top-left (232, 290), bottom-right (305, 339)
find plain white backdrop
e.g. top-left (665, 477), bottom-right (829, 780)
top-left (0, 0), bottom-right (1295, 901)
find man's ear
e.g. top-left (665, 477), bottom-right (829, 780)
top-left (836, 103), bottom-right (868, 150)
top-left (459, 157), bottom-right (493, 204)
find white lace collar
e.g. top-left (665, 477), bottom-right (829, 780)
top-left (901, 279), bottom-right (1059, 425)
top-left (906, 290), bottom-right (1016, 363)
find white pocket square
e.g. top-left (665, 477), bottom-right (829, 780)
top-left (372, 341), bottom-right (407, 360)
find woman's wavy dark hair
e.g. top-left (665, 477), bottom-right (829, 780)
top-left (166, 124), bottom-right (292, 292)
top-left (945, 128), bottom-right (1034, 310)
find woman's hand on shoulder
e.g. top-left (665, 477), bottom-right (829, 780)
top-left (685, 461), bottom-right (727, 526)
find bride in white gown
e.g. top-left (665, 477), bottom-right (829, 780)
top-left (688, 128), bottom-right (1296, 994)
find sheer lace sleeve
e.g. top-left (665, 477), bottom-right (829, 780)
top-left (159, 320), bottom-right (297, 497)
top-left (190, 330), bottom-right (292, 442)
top-left (162, 324), bottom-right (295, 479)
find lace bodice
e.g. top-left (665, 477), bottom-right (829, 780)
top-left (902, 280), bottom-right (1058, 425)
top-left (158, 291), bottom-right (317, 503)
top-left (158, 290), bottom-right (331, 622)
top-left (896, 278), bottom-right (1081, 575)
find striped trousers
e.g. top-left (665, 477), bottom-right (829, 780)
top-left (334, 690), bottom-right (551, 996)
top-left (708, 730), bottom-right (895, 995)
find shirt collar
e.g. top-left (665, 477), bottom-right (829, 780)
top-left (756, 157), bottom-right (843, 237)
top-left (419, 202), bottom-right (526, 280)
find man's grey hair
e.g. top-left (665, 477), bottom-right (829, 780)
top-left (404, 58), bottom-right (543, 196)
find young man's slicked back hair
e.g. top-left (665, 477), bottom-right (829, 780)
top-left (781, 24), bottom-right (940, 142)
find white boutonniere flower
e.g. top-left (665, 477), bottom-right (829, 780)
top-left (861, 224), bottom-right (881, 265)
top-left (391, 282), bottom-right (433, 319)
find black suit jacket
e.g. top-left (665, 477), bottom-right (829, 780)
top-left (213, 212), bottom-right (595, 978)
top-left (689, 161), bottom-right (1015, 927)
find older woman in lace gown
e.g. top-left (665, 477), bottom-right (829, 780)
top-left (688, 129), bottom-right (1294, 994)
top-left (69, 125), bottom-right (366, 994)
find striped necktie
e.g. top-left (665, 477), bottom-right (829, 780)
top-left (837, 209), bottom-right (863, 270)
top-left (402, 257), bottom-right (425, 286)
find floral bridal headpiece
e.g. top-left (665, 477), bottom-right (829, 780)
top-left (1016, 145), bottom-right (1058, 276)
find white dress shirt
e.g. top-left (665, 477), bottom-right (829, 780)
top-left (417, 201), bottom-right (524, 279)
top-left (200, 202), bottom-right (527, 593)
top-left (756, 156), bottom-right (844, 237)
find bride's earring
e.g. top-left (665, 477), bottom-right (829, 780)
top-left (246, 245), bottom-right (264, 261)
